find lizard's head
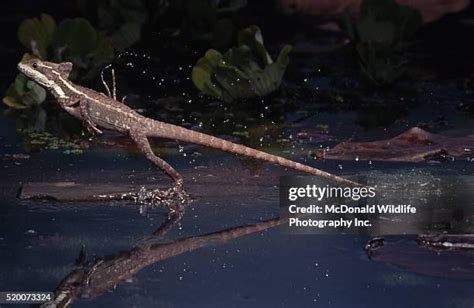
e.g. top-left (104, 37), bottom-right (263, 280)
top-left (17, 59), bottom-right (73, 89)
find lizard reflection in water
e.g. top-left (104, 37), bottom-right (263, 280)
top-left (17, 59), bottom-right (357, 217)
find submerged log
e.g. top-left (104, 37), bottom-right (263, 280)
top-left (315, 127), bottom-right (474, 162)
top-left (366, 235), bottom-right (474, 280)
top-left (19, 182), bottom-right (158, 202)
top-left (18, 176), bottom-right (272, 203)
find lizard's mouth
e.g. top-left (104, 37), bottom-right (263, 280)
top-left (17, 63), bottom-right (36, 80)
top-left (17, 63), bottom-right (28, 75)
top-left (17, 63), bottom-right (52, 89)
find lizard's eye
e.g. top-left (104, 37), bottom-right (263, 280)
top-left (32, 62), bottom-right (38, 69)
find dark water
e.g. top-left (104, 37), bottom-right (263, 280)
top-left (1, 105), bottom-right (474, 307)
top-left (1, 2), bottom-right (474, 307)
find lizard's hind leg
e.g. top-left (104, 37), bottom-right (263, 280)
top-left (111, 68), bottom-right (117, 101)
top-left (129, 129), bottom-right (188, 216)
top-left (100, 65), bottom-right (117, 100)
top-left (101, 65), bottom-right (112, 98)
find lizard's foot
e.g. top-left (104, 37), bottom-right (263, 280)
top-left (81, 118), bottom-right (103, 137)
top-left (135, 183), bottom-right (189, 212)
top-left (86, 123), bottom-right (103, 136)
top-left (161, 180), bottom-right (189, 211)
top-left (130, 183), bottom-right (189, 242)
top-left (170, 179), bottom-right (188, 204)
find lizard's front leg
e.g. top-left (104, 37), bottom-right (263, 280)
top-left (57, 97), bottom-right (102, 135)
top-left (58, 97), bottom-right (80, 108)
top-left (79, 100), bottom-right (103, 135)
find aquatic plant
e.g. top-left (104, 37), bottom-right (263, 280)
top-left (3, 104), bottom-right (85, 154)
top-left (17, 13), bottom-right (56, 60)
top-left (3, 14), bottom-right (114, 109)
top-left (19, 14), bottom-right (114, 79)
top-left (18, 128), bottom-right (84, 155)
top-left (79, 0), bottom-right (247, 53)
top-left (182, 0), bottom-right (247, 49)
top-left (94, 0), bottom-right (152, 51)
top-left (192, 26), bottom-right (292, 102)
top-left (3, 54), bottom-right (47, 109)
top-left (341, 0), bottom-right (422, 86)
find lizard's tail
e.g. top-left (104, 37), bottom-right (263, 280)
top-left (147, 120), bottom-right (359, 186)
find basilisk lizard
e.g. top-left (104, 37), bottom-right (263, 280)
top-left (17, 60), bottom-right (357, 203)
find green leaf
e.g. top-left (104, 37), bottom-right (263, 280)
top-left (23, 80), bottom-right (48, 106)
top-left (80, 32), bottom-right (115, 81)
top-left (3, 85), bottom-right (27, 109)
top-left (4, 54), bottom-right (46, 109)
top-left (238, 25), bottom-right (272, 67)
top-left (17, 13), bottom-right (56, 59)
top-left (97, 0), bottom-right (148, 41)
top-left (192, 49), bottom-right (224, 99)
top-left (3, 73), bottom-right (47, 109)
top-left (192, 26), bottom-right (291, 102)
top-left (249, 45), bottom-right (292, 97)
top-left (53, 18), bottom-right (97, 57)
top-left (109, 22), bottom-right (142, 51)
top-left (345, 0), bottom-right (422, 86)
top-left (396, 6), bottom-right (423, 40)
top-left (92, 32), bottom-right (115, 65)
top-left (224, 45), bottom-right (261, 76)
top-left (115, 0), bottom-right (148, 23)
top-left (14, 73), bottom-right (28, 96)
top-left (214, 60), bottom-right (254, 101)
top-left (48, 18), bottom-right (114, 80)
top-left (357, 19), bottom-right (394, 44)
top-left (276, 45), bottom-right (292, 67)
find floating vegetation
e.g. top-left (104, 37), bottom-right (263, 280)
top-left (192, 25), bottom-right (291, 102)
top-left (94, 0), bottom-right (151, 51)
top-left (76, 0), bottom-right (247, 55)
top-left (181, 0), bottom-right (247, 50)
top-left (17, 13), bottom-right (56, 60)
top-left (341, 0), bottom-right (422, 86)
top-left (3, 13), bottom-right (114, 109)
top-left (18, 128), bottom-right (83, 155)
top-left (18, 13), bottom-right (114, 80)
top-left (3, 54), bottom-right (47, 109)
